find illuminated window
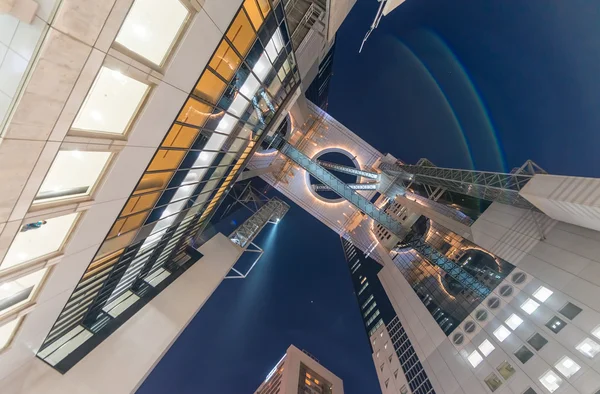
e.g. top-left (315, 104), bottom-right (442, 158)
top-left (505, 314), bottom-right (523, 330)
top-left (467, 350), bottom-right (483, 368)
top-left (72, 67), bottom-right (150, 135)
top-left (493, 325), bottom-right (511, 342)
top-left (478, 339), bottom-right (495, 357)
top-left (520, 298), bottom-right (540, 315)
top-left (177, 98), bottom-right (212, 127)
top-left (194, 70), bottom-right (227, 104)
top-left (256, 0), bottom-right (271, 17)
top-left (147, 149), bottom-right (186, 171)
top-left (244, 0), bottom-right (264, 31)
top-left (554, 356), bottom-right (580, 378)
top-left (539, 370), bottom-right (562, 393)
top-left (115, 0), bottom-right (190, 66)
top-left (0, 317), bottom-right (21, 351)
top-left (576, 337), bottom-right (600, 358)
top-left (497, 361), bottom-right (515, 380)
top-left (484, 373), bottom-right (502, 392)
top-left (226, 10), bottom-right (256, 57)
top-left (546, 316), bottom-right (566, 333)
top-left (35, 151), bottom-right (112, 203)
top-left (533, 286), bottom-right (553, 302)
top-left (0, 268), bottom-right (48, 317)
top-left (2, 213), bottom-right (80, 269)
top-left (162, 124), bottom-right (199, 149)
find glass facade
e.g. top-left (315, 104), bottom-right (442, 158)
top-left (393, 220), bottom-right (515, 335)
top-left (37, 0), bottom-right (300, 372)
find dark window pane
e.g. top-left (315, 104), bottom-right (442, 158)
top-left (528, 333), bottom-right (548, 350)
top-left (514, 346), bottom-right (534, 364)
top-left (559, 302), bottom-right (582, 320)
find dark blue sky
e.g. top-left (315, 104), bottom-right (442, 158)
top-left (329, 0), bottom-right (600, 177)
top-left (140, 1), bottom-right (600, 393)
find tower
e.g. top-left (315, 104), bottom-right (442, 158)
top-left (248, 96), bottom-right (600, 393)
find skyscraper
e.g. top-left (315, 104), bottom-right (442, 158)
top-left (1, 1), bottom-right (600, 394)
top-left (254, 345), bottom-right (344, 394)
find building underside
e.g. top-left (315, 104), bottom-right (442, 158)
top-left (0, 1), bottom-right (600, 394)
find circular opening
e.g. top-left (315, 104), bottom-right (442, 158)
top-left (512, 272), bottom-right (527, 284)
top-left (487, 297), bottom-right (501, 309)
top-left (499, 285), bottom-right (514, 297)
top-left (464, 321), bottom-right (476, 333)
top-left (475, 310), bottom-right (488, 321)
top-left (307, 150), bottom-right (360, 203)
top-left (453, 333), bottom-right (464, 345)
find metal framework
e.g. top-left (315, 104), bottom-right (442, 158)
top-left (271, 136), bottom-right (493, 298)
top-left (226, 242), bottom-right (264, 279)
top-left (219, 182), bottom-right (270, 220)
top-left (272, 136), bottom-right (407, 239)
top-left (316, 160), bottom-right (379, 180)
top-left (379, 161), bottom-right (535, 209)
top-left (312, 182), bottom-right (378, 192)
top-left (401, 233), bottom-right (491, 298)
top-left (229, 196), bottom-right (289, 249)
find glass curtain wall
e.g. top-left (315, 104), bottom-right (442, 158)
top-left (38, 0), bottom-right (300, 372)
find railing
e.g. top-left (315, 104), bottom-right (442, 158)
top-left (273, 135), bottom-right (407, 239)
top-left (379, 161), bottom-right (535, 209)
top-left (316, 160), bottom-right (379, 179)
top-left (230, 197), bottom-right (289, 248)
top-left (313, 182), bottom-right (378, 192)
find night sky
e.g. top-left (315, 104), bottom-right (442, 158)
top-left (139, 1), bottom-right (600, 393)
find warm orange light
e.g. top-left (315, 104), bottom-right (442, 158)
top-left (436, 272), bottom-right (456, 300)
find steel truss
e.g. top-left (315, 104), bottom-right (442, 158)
top-left (272, 136), bottom-right (407, 239)
top-left (379, 161), bottom-right (535, 209)
top-left (225, 242), bottom-right (264, 279)
top-left (313, 182), bottom-right (378, 192)
top-left (316, 160), bottom-right (379, 180)
top-left (229, 196), bottom-right (289, 249)
top-left (273, 136), bottom-right (493, 298)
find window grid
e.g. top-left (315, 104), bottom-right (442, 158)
top-left (388, 316), bottom-right (436, 394)
top-left (393, 222), bottom-right (515, 335)
top-left (38, 0), bottom-right (300, 367)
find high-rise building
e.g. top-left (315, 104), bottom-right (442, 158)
top-left (250, 100), bottom-right (600, 393)
top-left (1, 1), bottom-right (600, 394)
top-left (254, 345), bottom-right (344, 394)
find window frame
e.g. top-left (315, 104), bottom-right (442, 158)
top-left (69, 63), bottom-right (155, 139)
top-left (32, 149), bottom-right (115, 208)
top-left (111, 0), bottom-right (196, 71)
top-left (0, 266), bottom-right (52, 320)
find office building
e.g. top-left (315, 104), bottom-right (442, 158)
top-left (1, 0), bottom-right (600, 394)
top-left (254, 345), bottom-right (344, 394)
